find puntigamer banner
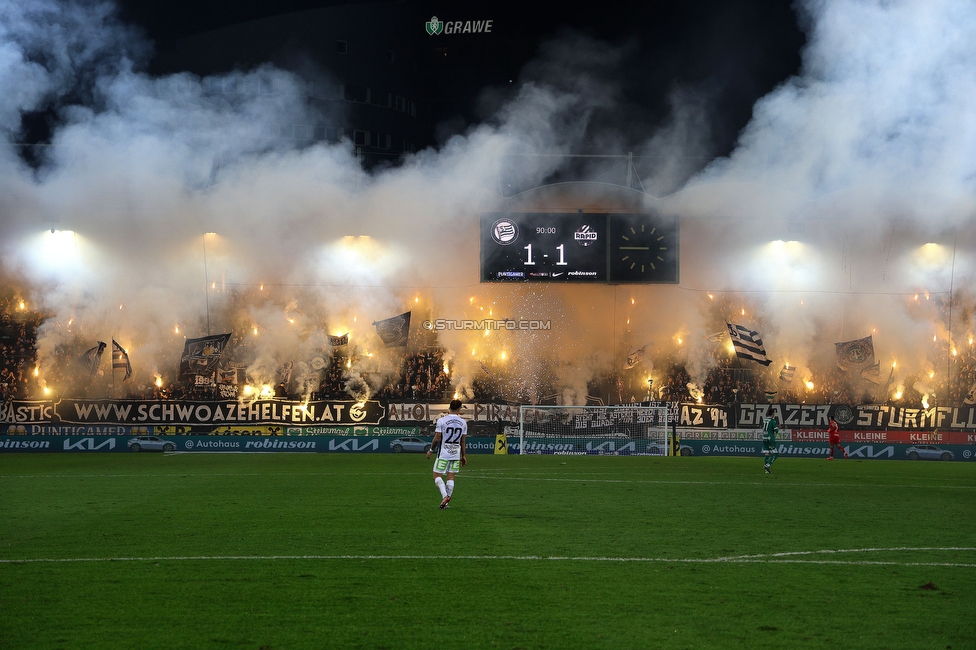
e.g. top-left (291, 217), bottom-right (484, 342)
top-left (0, 399), bottom-right (384, 426)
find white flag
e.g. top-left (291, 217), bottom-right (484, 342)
top-left (727, 323), bottom-right (772, 366)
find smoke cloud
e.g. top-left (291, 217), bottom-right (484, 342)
top-left (1, 0), bottom-right (974, 406)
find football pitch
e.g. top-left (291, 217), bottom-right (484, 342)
top-left (1, 453), bottom-right (973, 649)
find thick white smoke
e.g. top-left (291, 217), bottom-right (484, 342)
top-left (661, 0), bottom-right (976, 403)
top-left (1, 0), bottom-right (974, 405)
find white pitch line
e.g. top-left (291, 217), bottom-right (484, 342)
top-left (1, 548), bottom-right (974, 567)
top-left (0, 472), bottom-right (422, 479)
top-left (1, 472), bottom-right (973, 490)
top-left (464, 472), bottom-right (976, 490)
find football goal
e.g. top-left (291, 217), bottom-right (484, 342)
top-left (517, 404), bottom-right (670, 455)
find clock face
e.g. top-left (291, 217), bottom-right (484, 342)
top-left (607, 213), bottom-right (679, 283)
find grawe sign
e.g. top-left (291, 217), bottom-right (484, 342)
top-left (425, 16), bottom-right (493, 35)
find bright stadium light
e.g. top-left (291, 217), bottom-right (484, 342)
top-left (756, 239), bottom-right (819, 290)
top-left (913, 242), bottom-right (950, 268)
top-left (318, 236), bottom-right (401, 282)
top-left (25, 229), bottom-right (90, 280)
top-left (46, 229), bottom-right (78, 254)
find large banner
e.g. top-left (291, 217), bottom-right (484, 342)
top-left (386, 401), bottom-right (728, 428)
top-left (0, 399), bottom-right (384, 427)
top-left (386, 401), bottom-right (523, 423)
top-left (791, 427), bottom-right (976, 445)
top-left (4, 399), bottom-right (976, 431)
top-left (672, 403), bottom-right (728, 428)
top-left (736, 403), bottom-right (976, 430)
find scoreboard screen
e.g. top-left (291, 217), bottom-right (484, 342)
top-left (480, 212), bottom-right (678, 284)
top-left (481, 213), bottom-right (607, 282)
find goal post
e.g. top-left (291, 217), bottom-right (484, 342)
top-left (517, 404), bottom-right (670, 455)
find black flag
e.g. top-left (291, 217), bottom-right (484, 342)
top-left (81, 342), bottom-right (107, 375)
top-left (372, 311), bottom-right (411, 347)
top-left (179, 334), bottom-right (231, 377)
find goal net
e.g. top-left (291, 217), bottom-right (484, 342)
top-left (518, 405), bottom-right (670, 455)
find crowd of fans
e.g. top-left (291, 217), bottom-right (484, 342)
top-left (3, 287), bottom-right (975, 409)
top-left (0, 297), bottom-right (40, 403)
top-left (310, 347), bottom-right (451, 401)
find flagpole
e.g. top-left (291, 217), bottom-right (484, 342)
top-left (881, 366), bottom-right (894, 404)
top-left (946, 236), bottom-right (956, 404)
top-left (612, 286), bottom-right (617, 406)
top-left (203, 233), bottom-right (212, 336)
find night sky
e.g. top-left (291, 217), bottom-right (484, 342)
top-left (110, 0), bottom-right (806, 159)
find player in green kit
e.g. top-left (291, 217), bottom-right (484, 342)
top-left (762, 409), bottom-right (779, 474)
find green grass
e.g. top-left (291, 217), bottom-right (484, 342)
top-left (1, 453), bottom-right (974, 649)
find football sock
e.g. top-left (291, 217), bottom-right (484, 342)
top-left (434, 476), bottom-right (447, 498)
top-left (446, 480), bottom-right (454, 497)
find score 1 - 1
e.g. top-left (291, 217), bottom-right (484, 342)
top-left (523, 244), bottom-right (569, 265)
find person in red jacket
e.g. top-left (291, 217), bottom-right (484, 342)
top-left (827, 416), bottom-right (848, 459)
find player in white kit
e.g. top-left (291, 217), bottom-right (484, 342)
top-left (426, 399), bottom-right (468, 509)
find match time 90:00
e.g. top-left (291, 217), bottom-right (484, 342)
top-left (535, 227), bottom-right (556, 234)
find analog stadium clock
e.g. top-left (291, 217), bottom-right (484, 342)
top-left (607, 213), bottom-right (679, 283)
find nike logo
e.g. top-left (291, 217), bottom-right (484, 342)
top-left (551, 272), bottom-right (564, 277)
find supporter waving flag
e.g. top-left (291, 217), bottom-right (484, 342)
top-left (726, 323), bottom-right (772, 366)
top-left (373, 311), bottom-right (411, 347)
top-left (81, 342), bottom-right (107, 376)
top-left (179, 333), bottom-right (231, 377)
top-left (835, 335), bottom-right (875, 372)
top-left (625, 345), bottom-right (649, 369)
top-left (111, 339), bottom-right (132, 381)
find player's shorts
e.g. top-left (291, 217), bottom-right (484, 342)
top-left (433, 458), bottom-right (461, 474)
top-left (762, 441), bottom-right (776, 452)
top-left (829, 435), bottom-right (840, 445)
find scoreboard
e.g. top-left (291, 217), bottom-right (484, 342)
top-left (480, 212), bottom-right (678, 284)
